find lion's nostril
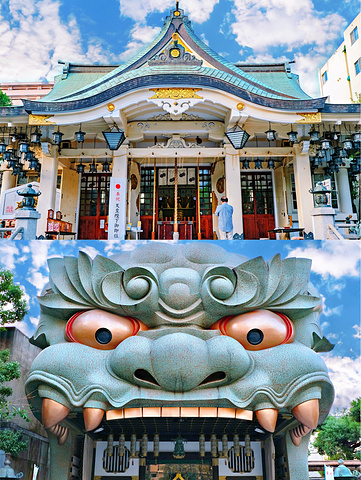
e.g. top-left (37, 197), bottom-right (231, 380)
top-left (134, 369), bottom-right (160, 386)
top-left (199, 371), bottom-right (226, 386)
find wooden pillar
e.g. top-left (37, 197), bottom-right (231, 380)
top-left (212, 458), bottom-right (219, 480)
top-left (152, 157), bottom-right (157, 240)
top-left (173, 158), bottom-right (179, 240)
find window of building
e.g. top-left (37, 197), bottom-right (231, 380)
top-left (321, 71), bottom-right (328, 84)
top-left (350, 26), bottom-right (359, 45)
top-left (140, 167), bottom-right (154, 217)
top-left (290, 173), bottom-right (298, 211)
top-left (355, 58), bottom-right (361, 76)
top-left (312, 173), bottom-right (338, 209)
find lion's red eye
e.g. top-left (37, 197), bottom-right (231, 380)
top-left (65, 309), bottom-right (148, 350)
top-left (211, 310), bottom-right (295, 351)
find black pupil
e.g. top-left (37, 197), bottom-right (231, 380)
top-left (95, 328), bottom-right (112, 345)
top-left (247, 329), bottom-right (264, 345)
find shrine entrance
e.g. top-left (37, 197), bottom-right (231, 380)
top-left (146, 463), bottom-right (212, 480)
top-left (78, 173), bottom-right (110, 240)
top-left (241, 172), bottom-right (275, 239)
top-left (140, 166), bottom-right (213, 240)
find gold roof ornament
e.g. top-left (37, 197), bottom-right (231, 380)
top-left (296, 112), bottom-right (322, 123)
top-left (149, 88), bottom-right (203, 100)
top-left (29, 115), bottom-right (56, 125)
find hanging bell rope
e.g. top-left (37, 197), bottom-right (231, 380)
top-left (233, 434), bottom-right (240, 457)
top-left (130, 434), bottom-right (137, 457)
top-left (199, 434), bottom-right (206, 457)
top-left (222, 434), bottom-right (228, 458)
top-left (107, 434), bottom-right (114, 457)
top-left (153, 434), bottom-right (160, 458)
top-left (118, 434), bottom-right (125, 457)
top-left (211, 434), bottom-right (218, 458)
top-left (141, 434), bottom-right (148, 457)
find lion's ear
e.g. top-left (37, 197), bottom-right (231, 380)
top-left (312, 333), bottom-right (335, 352)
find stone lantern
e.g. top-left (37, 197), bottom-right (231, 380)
top-left (16, 184), bottom-right (41, 210)
top-left (309, 182), bottom-right (332, 207)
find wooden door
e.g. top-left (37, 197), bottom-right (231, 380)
top-left (78, 173), bottom-right (111, 240)
top-left (241, 172), bottom-right (275, 239)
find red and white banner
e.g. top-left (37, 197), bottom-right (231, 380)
top-left (108, 178), bottom-right (127, 240)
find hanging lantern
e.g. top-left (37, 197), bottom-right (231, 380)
top-left (199, 434), bottom-right (206, 457)
top-left (103, 125), bottom-right (126, 150)
top-left (53, 128), bottom-right (64, 145)
top-left (173, 436), bottom-right (185, 459)
top-left (89, 159), bottom-right (98, 173)
top-left (254, 158), bottom-right (262, 169)
top-left (343, 138), bottom-right (353, 151)
top-left (29, 158), bottom-right (39, 170)
top-left (19, 140), bottom-right (30, 154)
top-left (309, 125), bottom-right (320, 142)
top-left (233, 435), bottom-right (240, 457)
top-left (118, 434), bottom-right (125, 457)
top-left (102, 159), bottom-right (111, 173)
top-left (287, 125), bottom-right (298, 144)
top-left (222, 434), bottom-right (228, 458)
top-left (76, 161), bottom-right (85, 174)
top-left (107, 434), bottom-right (114, 457)
top-left (245, 435), bottom-right (252, 457)
top-left (35, 162), bottom-right (42, 173)
top-left (130, 434), bottom-right (137, 457)
top-left (75, 125), bottom-right (86, 143)
top-left (25, 150), bottom-right (35, 161)
top-left (320, 137), bottom-right (331, 150)
top-left (31, 127), bottom-right (42, 144)
top-left (267, 158), bottom-right (275, 169)
top-left (3, 150), bottom-right (13, 162)
top-left (211, 434), bottom-right (218, 458)
top-left (141, 434), bottom-right (148, 457)
top-left (153, 434), bottom-right (160, 458)
top-left (242, 159), bottom-right (250, 170)
top-left (225, 124), bottom-right (250, 149)
top-left (265, 122), bottom-right (277, 142)
top-left (353, 131), bottom-right (361, 143)
top-left (0, 142), bottom-right (6, 154)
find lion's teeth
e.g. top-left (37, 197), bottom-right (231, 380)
top-left (255, 408), bottom-right (278, 432)
top-left (83, 408), bottom-right (105, 432)
top-left (42, 398), bottom-right (70, 429)
top-left (292, 399), bottom-right (319, 430)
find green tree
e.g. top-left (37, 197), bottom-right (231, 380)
top-left (0, 268), bottom-right (27, 324)
top-left (0, 267), bottom-right (29, 456)
top-left (0, 89), bottom-right (12, 107)
top-left (313, 398), bottom-right (361, 460)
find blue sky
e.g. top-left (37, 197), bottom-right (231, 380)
top-left (1, 239), bottom-right (360, 412)
top-left (0, 0), bottom-right (359, 97)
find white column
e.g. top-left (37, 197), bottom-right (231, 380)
top-left (37, 145), bottom-right (59, 236)
top-left (336, 166), bottom-right (353, 215)
top-left (0, 170), bottom-right (15, 206)
top-left (224, 146), bottom-right (243, 236)
top-left (112, 146), bottom-right (128, 177)
top-left (293, 146), bottom-right (314, 234)
top-left (82, 435), bottom-right (94, 480)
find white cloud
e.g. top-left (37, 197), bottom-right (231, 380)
top-left (287, 242), bottom-right (361, 280)
top-left (118, 0), bottom-right (218, 23)
top-left (119, 24), bottom-right (161, 61)
top-left (26, 268), bottom-right (49, 295)
top-left (0, 0), bottom-right (111, 82)
top-left (353, 325), bottom-right (361, 339)
top-left (323, 355), bottom-right (361, 412)
top-left (29, 316), bottom-right (40, 327)
top-left (28, 241), bottom-right (50, 269)
top-left (79, 246), bottom-right (102, 259)
top-left (0, 244), bottom-right (20, 271)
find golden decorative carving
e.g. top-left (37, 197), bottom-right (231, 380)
top-left (216, 177), bottom-right (225, 194)
top-left (131, 174), bottom-right (138, 190)
top-left (296, 112), bottom-right (322, 124)
top-left (29, 115), bottom-right (55, 125)
top-left (237, 102), bottom-right (245, 111)
top-left (107, 103), bottom-right (115, 112)
top-left (149, 88), bottom-right (203, 100)
top-left (173, 474), bottom-right (185, 480)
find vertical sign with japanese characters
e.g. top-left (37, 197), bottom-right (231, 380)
top-left (324, 465), bottom-right (334, 480)
top-left (108, 178), bottom-right (127, 240)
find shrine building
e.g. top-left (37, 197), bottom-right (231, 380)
top-left (0, 6), bottom-right (360, 240)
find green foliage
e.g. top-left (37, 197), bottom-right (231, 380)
top-left (0, 268), bottom-right (28, 324)
top-left (0, 429), bottom-right (27, 456)
top-left (314, 397), bottom-right (361, 460)
top-left (0, 90), bottom-right (12, 107)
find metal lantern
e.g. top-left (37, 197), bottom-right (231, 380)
top-left (222, 434), bottom-right (228, 458)
top-left (130, 434), bottom-right (137, 457)
top-left (103, 126), bottom-right (126, 151)
top-left (287, 126), bottom-right (298, 144)
top-left (211, 434), bottom-right (218, 458)
top-left (107, 434), bottom-right (114, 457)
top-left (102, 159), bottom-right (111, 173)
top-left (173, 436), bottom-right (185, 459)
top-left (353, 131), bottom-right (361, 143)
top-left (75, 125), bottom-right (86, 143)
top-left (153, 434), bottom-right (160, 458)
top-left (321, 137), bottom-right (331, 150)
top-left (118, 434), bottom-right (125, 457)
top-left (309, 181), bottom-right (332, 207)
top-left (343, 138), bottom-right (353, 150)
top-left (254, 158), bottom-right (262, 169)
top-left (19, 140), bottom-right (30, 154)
top-left (3, 150), bottom-right (13, 162)
top-left (53, 128), bottom-right (64, 145)
top-left (267, 158), bottom-right (275, 169)
top-left (242, 159), bottom-right (250, 170)
top-left (0, 142), bottom-right (7, 154)
top-left (141, 434), bottom-right (148, 457)
top-left (309, 126), bottom-right (320, 142)
top-left (31, 128), bottom-right (42, 144)
top-left (233, 434), bottom-right (240, 457)
top-left (25, 150), bottom-right (35, 161)
top-left (35, 162), bottom-right (41, 173)
top-left (89, 159), bottom-right (98, 173)
top-left (225, 124), bottom-right (250, 149)
top-left (12, 164), bottom-right (23, 176)
top-left (265, 123), bottom-right (277, 141)
top-left (29, 158), bottom-right (39, 170)
top-left (76, 160), bottom-right (85, 174)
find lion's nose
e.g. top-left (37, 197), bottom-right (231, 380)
top-left (159, 268), bottom-right (200, 310)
